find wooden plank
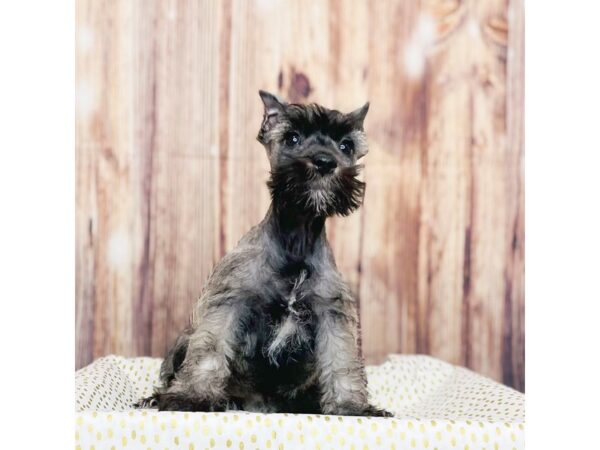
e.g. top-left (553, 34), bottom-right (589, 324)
top-left (147, 0), bottom-right (222, 357)
top-left (503, 0), bottom-right (525, 391)
top-left (359, 0), bottom-right (425, 363)
top-left (75, 0), bottom-right (99, 369)
top-left (76, 0), bottom-right (138, 364)
top-left (463, 0), bottom-right (511, 381)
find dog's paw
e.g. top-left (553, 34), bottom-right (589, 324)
top-left (133, 395), bottom-right (158, 409)
top-left (324, 402), bottom-right (394, 417)
top-left (153, 392), bottom-right (228, 412)
top-left (362, 404), bottom-right (394, 417)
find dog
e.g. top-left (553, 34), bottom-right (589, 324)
top-left (136, 90), bottom-right (392, 417)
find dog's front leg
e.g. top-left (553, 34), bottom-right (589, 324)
top-left (315, 306), bottom-right (392, 417)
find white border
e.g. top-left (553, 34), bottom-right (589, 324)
top-left (0, 1), bottom-right (74, 448)
top-left (527, 0), bottom-right (600, 448)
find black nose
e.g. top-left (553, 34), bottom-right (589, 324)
top-left (312, 154), bottom-right (337, 175)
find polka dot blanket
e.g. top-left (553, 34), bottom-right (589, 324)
top-left (75, 355), bottom-right (524, 449)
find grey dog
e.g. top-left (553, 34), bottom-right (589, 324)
top-left (136, 91), bottom-right (392, 417)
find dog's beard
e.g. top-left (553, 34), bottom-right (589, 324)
top-left (267, 159), bottom-right (366, 217)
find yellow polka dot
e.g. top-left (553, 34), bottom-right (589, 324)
top-left (435, 431), bottom-right (442, 440)
top-left (226, 439), bottom-right (232, 448)
top-left (121, 436), bottom-right (127, 447)
top-left (174, 436), bottom-right (179, 445)
top-left (278, 445), bottom-right (284, 450)
top-left (210, 438), bottom-right (215, 448)
top-left (483, 433), bottom-right (490, 443)
top-left (154, 434), bottom-right (160, 443)
top-left (266, 440), bottom-right (271, 449)
top-left (235, 428), bottom-right (242, 437)
top-left (95, 431), bottom-right (102, 440)
top-left (511, 432), bottom-right (516, 442)
top-left (287, 431), bottom-right (293, 441)
top-left (239, 442), bottom-right (244, 450)
top-left (423, 438), bottom-right (429, 448)
top-left (251, 434), bottom-right (257, 443)
top-left (420, 423), bottom-right (426, 433)
top-left (140, 435), bottom-right (146, 444)
top-left (189, 444), bottom-right (195, 450)
top-left (410, 438), bottom-right (416, 448)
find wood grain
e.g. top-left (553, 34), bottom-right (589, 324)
top-left (75, 0), bottom-right (525, 390)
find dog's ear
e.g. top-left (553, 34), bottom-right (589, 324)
top-left (347, 102), bottom-right (370, 131)
top-left (258, 90), bottom-right (287, 142)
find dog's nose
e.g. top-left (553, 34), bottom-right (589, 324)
top-left (312, 154), bottom-right (337, 175)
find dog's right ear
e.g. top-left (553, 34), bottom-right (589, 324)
top-left (258, 90), bottom-right (287, 143)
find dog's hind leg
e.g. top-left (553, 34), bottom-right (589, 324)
top-left (134, 328), bottom-right (193, 409)
top-left (152, 303), bottom-right (238, 412)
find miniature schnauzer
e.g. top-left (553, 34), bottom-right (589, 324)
top-left (137, 90), bottom-right (392, 417)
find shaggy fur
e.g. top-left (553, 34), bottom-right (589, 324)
top-left (135, 91), bottom-right (392, 417)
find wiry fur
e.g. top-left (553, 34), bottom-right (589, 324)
top-left (135, 91), bottom-right (392, 417)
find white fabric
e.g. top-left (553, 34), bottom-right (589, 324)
top-left (75, 354), bottom-right (524, 449)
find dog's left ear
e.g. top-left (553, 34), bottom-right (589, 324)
top-left (258, 90), bottom-right (287, 143)
top-left (347, 102), bottom-right (370, 131)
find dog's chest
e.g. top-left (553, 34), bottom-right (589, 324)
top-left (236, 269), bottom-right (318, 370)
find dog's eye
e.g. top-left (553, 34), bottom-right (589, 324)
top-left (339, 139), bottom-right (354, 155)
top-left (284, 132), bottom-right (301, 147)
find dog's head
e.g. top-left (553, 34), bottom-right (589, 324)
top-left (257, 90), bottom-right (369, 218)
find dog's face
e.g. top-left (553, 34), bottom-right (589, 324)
top-left (258, 90), bottom-right (369, 217)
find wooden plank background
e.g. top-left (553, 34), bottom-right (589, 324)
top-left (76, 0), bottom-right (524, 391)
